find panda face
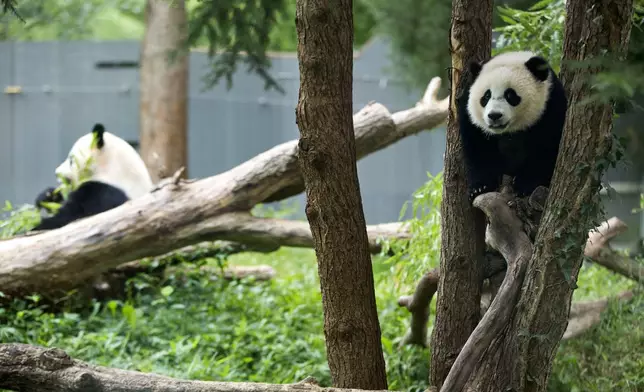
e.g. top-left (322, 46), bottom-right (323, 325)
top-left (55, 133), bottom-right (99, 185)
top-left (478, 86), bottom-right (523, 132)
top-left (466, 51), bottom-right (552, 135)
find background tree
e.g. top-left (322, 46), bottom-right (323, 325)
top-left (294, 0), bottom-right (387, 388)
top-left (140, 0), bottom-right (189, 182)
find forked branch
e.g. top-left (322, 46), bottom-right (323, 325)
top-left (439, 190), bottom-right (533, 392)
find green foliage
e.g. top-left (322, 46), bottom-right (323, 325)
top-left (379, 172), bottom-right (443, 287)
top-left (0, 0), bottom-right (376, 92)
top-left (364, 0), bottom-right (451, 94)
top-left (187, 0), bottom-right (288, 93)
top-left (494, 0), bottom-right (566, 69)
top-left (494, 0), bottom-right (644, 106)
top-left (266, 0), bottom-right (376, 52)
top-left (0, 0), bottom-right (142, 40)
top-left (1, 0), bottom-right (20, 21)
top-left (0, 201), bottom-right (41, 238)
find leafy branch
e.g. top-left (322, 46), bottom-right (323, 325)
top-left (1, 0), bottom-right (23, 21)
top-left (187, 0), bottom-right (288, 93)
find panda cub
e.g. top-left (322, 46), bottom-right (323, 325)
top-left (458, 51), bottom-right (567, 202)
top-left (32, 123), bottom-right (153, 231)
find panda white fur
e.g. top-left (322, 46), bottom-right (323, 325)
top-left (32, 123), bottom-right (153, 231)
top-left (457, 51), bottom-right (568, 202)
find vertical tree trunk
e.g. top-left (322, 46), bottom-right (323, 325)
top-left (429, 0), bottom-right (492, 388)
top-left (295, 0), bottom-right (388, 389)
top-left (513, 1), bottom-right (634, 390)
top-left (140, 0), bottom-right (189, 183)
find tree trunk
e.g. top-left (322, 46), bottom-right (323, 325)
top-left (429, 0), bottom-right (492, 388)
top-left (295, 0), bottom-right (388, 389)
top-left (513, 0), bottom-right (634, 390)
top-left (140, 0), bottom-right (189, 183)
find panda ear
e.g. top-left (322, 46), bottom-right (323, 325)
top-left (92, 123), bottom-right (106, 149)
top-left (468, 61), bottom-right (483, 80)
top-left (525, 56), bottom-right (550, 82)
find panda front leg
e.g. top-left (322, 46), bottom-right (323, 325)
top-left (459, 132), bottom-right (503, 203)
top-left (512, 165), bottom-right (554, 198)
top-left (466, 164), bottom-right (503, 203)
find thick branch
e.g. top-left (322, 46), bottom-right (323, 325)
top-left (593, 248), bottom-right (643, 283)
top-left (210, 216), bottom-right (409, 254)
top-left (583, 216), bottom-right (643, 282)
top-left (440, 191), bottom-right (533, 392)
top-left (0, 212), bottom-right (409, 298)
top-left (397, 268), bottom-right (439, 347)
top-left (0, 81), bottom-right (445, 298)
top-left (0, 343), bottom-right (391, 392)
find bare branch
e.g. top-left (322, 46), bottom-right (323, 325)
top-left (585, 217), bottom-right (628, 258)
top-left (397, 268), bottom-right (439, 347)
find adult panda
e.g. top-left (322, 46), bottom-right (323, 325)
top-left (32, 123), bottom-right (153, 231)
top-left (458, 51), bottom-right (568, 203)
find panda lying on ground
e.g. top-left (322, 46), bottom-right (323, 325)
top-left (458, 51), bottom-right (568, 203)
top-left (32, 123), bottom-right (153, 231)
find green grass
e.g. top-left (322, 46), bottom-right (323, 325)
top-left (549, 291), bottom-right (644, 392)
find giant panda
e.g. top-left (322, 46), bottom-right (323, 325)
top-left (32, 123), bottom-right (153, 231)
top-left (458, 51), bottom-right (568, 203)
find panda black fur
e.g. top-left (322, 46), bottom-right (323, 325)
top-left (32, 123), bottom-right (153, 231)
top-left (457, 51), bottom-right (567, 202)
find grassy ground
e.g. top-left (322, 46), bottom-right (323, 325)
top-left (0, 244), bottom-right (640, 391)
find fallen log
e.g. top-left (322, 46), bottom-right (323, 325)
top-left (0, 343), bottom-right (389, 392)
top-left (0, 78), bottom-right (447, 299)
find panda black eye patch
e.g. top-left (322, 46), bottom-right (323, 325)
top-left (504, 88), bottom-right (521, 106)
top-left (480, 89), bottom-right (491, 107)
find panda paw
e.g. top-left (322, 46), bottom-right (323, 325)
top-left (469, 185), bottom-right (490, 203)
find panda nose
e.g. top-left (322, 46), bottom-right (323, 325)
top-left (488, 112), bottom-right (503, 121)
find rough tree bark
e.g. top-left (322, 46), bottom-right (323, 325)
top-left (0, 79), bottom-right (448, 300)
top-left (140, 0), bottom-right (189, 182)
top-left (429, 0), bottom-right (493, 388)
top-left (514, 1), bottom-right (634, 390)
top-left (295, 0), bottom-right (388, 389)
